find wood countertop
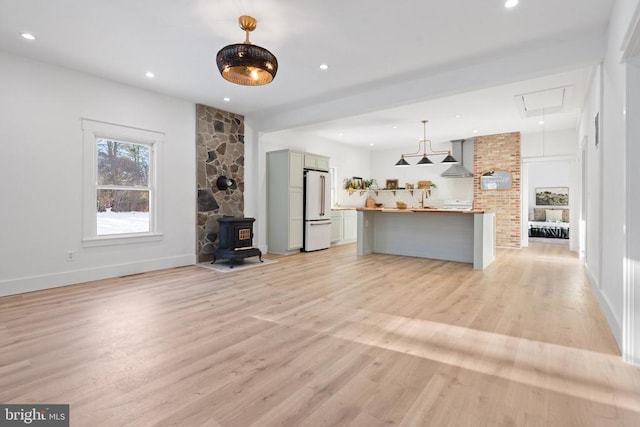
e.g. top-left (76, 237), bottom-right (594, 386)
top-left (356, 208), bottom-right (485, 214)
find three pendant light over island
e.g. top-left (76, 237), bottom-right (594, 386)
top-left (395, 120), bottom-right (458, 167)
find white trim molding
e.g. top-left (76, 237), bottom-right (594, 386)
top-left (623, 59), bottom-right (640, 365)
top-left (0, 254), bottom-right (195, 297)
top-left (81, 118), bottom-right (165, 246)
top-left (585, 263), bottom-right (622, 344)
top-left (623, 254), bottom-right (638, 364)
top-left (620, 0), bottom-right (640, 63)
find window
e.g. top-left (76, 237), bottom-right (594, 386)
top-left (330, 167), bottom-right (337, 207)
top-left (82, 119), bottom-right (163, 246)
top-left (96, 139), bottom-right (151, 235)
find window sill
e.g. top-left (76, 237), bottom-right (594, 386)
top-left (82, 232), bottom-right (164, 247)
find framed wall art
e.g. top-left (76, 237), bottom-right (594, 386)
top-left (535, 187), bottom-right (569, 206)
top-left (385, 179), bottom-right (398, 189)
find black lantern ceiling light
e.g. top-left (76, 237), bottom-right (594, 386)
top-left (216, 15), bottom-right (278, 86)
top-left (395, 120), bottom-right (458, 167)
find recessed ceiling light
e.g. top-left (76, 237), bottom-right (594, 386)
top-left (319, 64), bottom-right (329, 70)
top-left (20, 33), bottom-right (36, 41)
top-left (455, 114), bottom-right (462, 118)
top-left (505, 0), bottom-right (518, 8)
top-left (392, 126), bottom-right (398, 129)
top-left (473, 129), bottom-right (479, 134)
top-left (370, 143), bottom-right (375, 147)
top-left (538, 120), bottom-right (545, 125)
top-left (145, 71), bottom-right (155, 78)
top-left (338, 133), bottom-right (344, 136)
top-left (223, 97), bottom-right (231, 102)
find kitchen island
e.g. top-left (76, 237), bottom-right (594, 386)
top-left (356, 208), bottom-right (495, 269)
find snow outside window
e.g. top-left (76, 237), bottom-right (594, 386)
top-left (96, 139), bottom-right (151, 235)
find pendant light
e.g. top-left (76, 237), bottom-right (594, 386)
top-left (417, 155), bottom-right (434, 165)
top-left (394, 120), bottom-right (458, 167)
top-left (395, 157), bottom-right (411, 167)
top-left (216, 16), bottom-right (278, 86)
top-left (441, 153), bottom-right (458, 163)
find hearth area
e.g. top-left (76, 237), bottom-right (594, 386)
top-left (212, 217), bottom-right (262, 268)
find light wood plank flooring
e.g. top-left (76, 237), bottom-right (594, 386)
top-left (1, 243), bottom-right (639, 426)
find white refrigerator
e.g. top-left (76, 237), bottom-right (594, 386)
top-left (303, 170), bottom-right (332, 251)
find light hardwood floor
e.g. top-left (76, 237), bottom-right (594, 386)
top-left (1, 243), bottom-right (639, 426)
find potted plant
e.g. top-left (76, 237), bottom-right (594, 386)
top-left (364, 179), bottom-right (378, 189)
top-left (344, 178), bottom-right (359, 194)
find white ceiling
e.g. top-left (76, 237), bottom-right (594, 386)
top-left (289, 67), bottom-right (594, 150)
top-left (0, 0), bottom-right (613, 148)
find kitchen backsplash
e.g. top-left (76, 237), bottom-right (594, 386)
top-left (430, 178), bottom-right (474, 202)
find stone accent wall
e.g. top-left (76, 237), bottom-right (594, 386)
top-left (196, 104), bottom-right (244, 262)
top-left (473, 132), bottom-right (521, 248)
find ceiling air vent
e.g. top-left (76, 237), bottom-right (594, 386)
top-left (514, 86), bottom-right (572, 118)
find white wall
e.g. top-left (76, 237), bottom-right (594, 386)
top-left (579, 66), bottom-right (604, 296)
top-left (256, 130), bottom-right (370, 251)
top-left (527, 161), bottom-right (572, 217)
top-left (578, 0), bottom-right (640, 361)
top-left (625, 59), bottom-right (640, 365)
top-left (0, 51), bottom-right (196, 296)
top-left (595, 0), bottom-right (634, 347)
top-left (600, 21), bottom-right (626, 341)
top-left (521, 129), bottom-right (578, 158)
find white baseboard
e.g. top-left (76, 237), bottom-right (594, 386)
top-left (331, 239), bottom-right (356, 246)
top-left (0, 254), bottom-right (196, 297)
top-left (585, 264), bottom-right (623, 350)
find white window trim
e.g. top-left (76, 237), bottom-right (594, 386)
top-left (330, 167), bottom-right (337, 208)
top-left (81, 118), bottom-right (164, 247)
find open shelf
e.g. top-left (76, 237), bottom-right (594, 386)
top-left (346, 188), bottom-right (435, 198)
top-left (369, 188), bottom-right (432, 197)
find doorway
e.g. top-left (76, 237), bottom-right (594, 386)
top-left (523, 158), bottom-right (574, 250)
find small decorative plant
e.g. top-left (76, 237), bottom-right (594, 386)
top-left (344, 178), bottom-right (359, 194)
top-left (364, 179), bottom-right (378, 189)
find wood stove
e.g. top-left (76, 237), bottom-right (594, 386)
top-left (212, 217), bottom-right (262, 268)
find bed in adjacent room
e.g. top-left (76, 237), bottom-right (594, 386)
top-left (528, 207), bottom-right (569, 239)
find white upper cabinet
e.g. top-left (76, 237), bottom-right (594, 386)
top-left (304, 154), bottom-right (330, 172)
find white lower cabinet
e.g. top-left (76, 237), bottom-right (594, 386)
top-left (342, 210), bottom-right (357, 242)
top-left (330, 211), bottom-right (343, 242)
top-left (331, 209), bottom-right (357, 245)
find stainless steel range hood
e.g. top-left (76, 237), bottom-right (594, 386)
top-left (441, 139), bottom-right (473, 178)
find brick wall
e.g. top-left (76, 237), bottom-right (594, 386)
top-left (473, 132), bottom-right (521, 248)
